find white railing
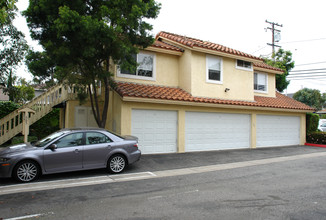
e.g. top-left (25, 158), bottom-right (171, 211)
top-left (0, 84), bottom-right (71, 145)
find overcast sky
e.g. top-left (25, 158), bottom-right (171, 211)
top-left (14, 0), bottom-right (326, 94)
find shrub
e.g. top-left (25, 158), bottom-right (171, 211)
top-left (0, 101), bottom-right (20, 118)
top-left (306, 113), bottom-right (319, 134)
top-left (306, 132), bottom-right (326, 145)
top-left (30, 108), bottom-right (60, 139)
top-left (11, 136), bottom-right (38, 145)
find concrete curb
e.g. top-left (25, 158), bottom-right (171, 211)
top-left (305, 143), bottom-right (326, 148)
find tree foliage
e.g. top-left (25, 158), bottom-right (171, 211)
top-left (293, 88), bottom-right (325, 111)
top-left (0, 101), bottom-right (19, 119)
top-left (264, 49), bottom-right (294, 92)
top-left (0, 0), bottom-right (28, 85)
top-left (3, 77), bottom-right (35, 104)
top-left (24, 0), bottom-right (161, 128)
top-left (0, 0), bottom-right (16, 25)
top-left (25, 50), bottom-right (55, 86)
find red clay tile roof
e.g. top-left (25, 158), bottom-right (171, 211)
top-left (156, 31), bottom-right (263, 62)
top-left (253, 62), bottom-right (284, 73)
top-left (115, 82), bottom-right (314, 111)
top-left (151, 40), bottom-right (184, 52)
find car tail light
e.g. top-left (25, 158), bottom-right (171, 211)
top-left (133, 144), bottom-right (138, 148)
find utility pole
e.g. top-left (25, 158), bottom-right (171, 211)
top-left (265, 20), bottom-right (282, 55)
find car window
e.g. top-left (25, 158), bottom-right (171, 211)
top-left (322, 124), bottom-right (326, 127)
top-left (34, 130), bottom-right (70, 147)
top-left (55, 133), bottom-right (84, 148)
top-left (86, 132), bottom-right (112, 145)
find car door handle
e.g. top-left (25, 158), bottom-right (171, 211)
top-left (74, 149), bottom-right (80, 153)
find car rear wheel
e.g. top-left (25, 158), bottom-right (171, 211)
top-left (13, 160), bottom-right (40, 182)
top-left (107, 154), bottom-right (126, 173)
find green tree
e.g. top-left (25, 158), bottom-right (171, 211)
top-left (264, 49), bottom-right (295, 92)
top-left (3, 77), bottom-right (35, 103)
top-left (24, 0), bottom-right (161, 128)
top-left (0, 0), bottom-right (16, 25)
top-left (293, 88), bottom-right (325, 111)
top-left (0, 0), bottom-right (28, 85)
top-left (25, 50), bottom-right (55, 86)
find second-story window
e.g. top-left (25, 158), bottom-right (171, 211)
top-left (236, 60), bottom-right (252, 70)
top-left (254, 72), bottom-right (267, 92)
top-left (206, 55), bottom-right (223, 84)
top-left (118, 51), bottom-right (156, 80)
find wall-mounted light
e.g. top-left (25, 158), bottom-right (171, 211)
top-left (225, 88), bottom-right (230, 92)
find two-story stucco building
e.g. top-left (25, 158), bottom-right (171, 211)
top-left (61, 31), bottom-right (314, 154)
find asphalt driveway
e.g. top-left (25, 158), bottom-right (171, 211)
top-left (1, 145), bottom-right (325, 185)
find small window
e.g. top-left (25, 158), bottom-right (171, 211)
top-left (118, 52), bottom-right (155, 80)
top-left (254, 72), bottom-right (267, 92)
top-left (206, 55), bottom-right (223, 83)
top-left (55, 133), bottom-right (83, 148)
top-left (236, 60), bottom-right (252, 70)
top-left (86, 132), bottom-right (112, 145)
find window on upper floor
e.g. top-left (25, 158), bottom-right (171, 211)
top-left (254, 72), bottom-right (267, 92)
top-left (206, 55), bottom-right (223, 84)
top-left (118, 51), bottom-right (156, 81)
top-left (236, 59), bottom-right (252, 70)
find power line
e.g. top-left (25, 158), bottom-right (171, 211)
top-left (288, 73), bottom-right (326, 77)
top-left (295, 61), bottom-right (326, 66)
top-left (288, 77), bottom-right (326, 80)
top-left (251, 45), bottom-right (268, 54)
top-left (290, 68), bottom-right (326, 73)
top-left (280, 38), bottom-right (326, 44)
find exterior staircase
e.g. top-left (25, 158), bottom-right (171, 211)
top-left (0, 84), bottom-right (72, 145)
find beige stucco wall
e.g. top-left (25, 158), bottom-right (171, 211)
top-left (178, 49), bottom-right (192, 94)
top-left (190, 52), bottom-right (254, 101)
top-left (113, 51), bottom-right (179, 87)
top-left (254, 72), bottom-right (276, 98)
top-left (110, 47), bottom-right (279, 101)
top-left (117, 99), bottom-right (307, 153)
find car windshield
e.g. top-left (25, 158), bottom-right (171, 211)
top-left (33, 130), bottom-right (70, 147)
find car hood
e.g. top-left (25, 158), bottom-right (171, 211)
top-left (0, 143), bottom-right (37, 156)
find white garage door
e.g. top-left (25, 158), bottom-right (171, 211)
top-left (131, 109), bottom-right (177, 154)
top-left (256, 115), bottom-right (300, 147)
top-left (185, 112), bottom-right (251, 152)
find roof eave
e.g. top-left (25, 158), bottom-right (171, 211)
top-left (254, 66), bottom-right (284, 75)
top-left (121, 96), bottom-right (313, 113)
top-left (146, 46), bottom-right (183, 56)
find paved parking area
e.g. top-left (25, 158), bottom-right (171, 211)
top-left (1, 145), bottom-right (325, 185)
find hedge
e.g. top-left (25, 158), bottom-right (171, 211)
top-left (11, 136), bottom-right (38, 145)
top-left (0, 101), bottom-right (20, 118)
top-left (306, 113), bottom-right (319, 133)
top-left (306, 132), bottom-right (326, 145)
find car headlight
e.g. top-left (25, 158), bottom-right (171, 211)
top-left (0, 157), bottom-right (10, 163)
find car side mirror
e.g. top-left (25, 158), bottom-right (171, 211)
top-left (48, 144), bottom-right (57, 151)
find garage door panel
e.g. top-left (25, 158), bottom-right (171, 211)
top-left (132, 110), bottom-right (177, 154)
top-left (257, 115), bottom-right (300, 147)
top-left (185, 112), bottom-right (250, 152)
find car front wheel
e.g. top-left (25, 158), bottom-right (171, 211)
top-left (108, 155), bottom-right (126, 173)
top-left (13, 160), bottom-right (40, 182)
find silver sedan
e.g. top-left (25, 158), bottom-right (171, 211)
top-left (0, 128), bottom-right (141, 182)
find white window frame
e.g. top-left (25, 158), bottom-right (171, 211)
top-left (206, 55), bottom-right (223, 84)
top-left (117, 51), bottom-right (156, 81)
top-left (254, 72), bottom-right (268, 93)
top-left (236, 59), bottom-right (253, 71)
